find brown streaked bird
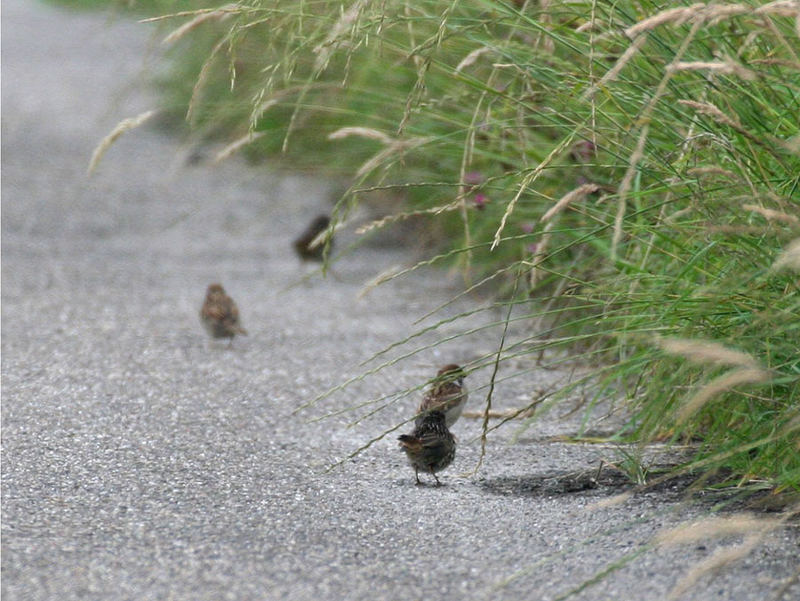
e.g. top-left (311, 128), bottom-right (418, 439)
top-left (398, 410), bottom-right (456, 486)
top-left (293, 214), bottom-right (332, 261)
top-left (415, 364), bottom-right (468, 428)
top-left (199, 283), bottom-right (247, 345)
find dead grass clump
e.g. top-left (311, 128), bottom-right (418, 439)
top-left (656, 337), bottom-right (760, 369)
top-left (772, 238), bottom-right (800, 272)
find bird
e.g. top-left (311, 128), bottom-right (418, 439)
top-left (293, 214), bottom-right (332, 261)
top-left (415, 364), bottom-right (468, 428)
top-left (398, 411), bottom-right (456, 486)
top-left (199, 283), bottom-right (247, 345)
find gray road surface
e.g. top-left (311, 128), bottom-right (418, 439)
top-left (2, 1), bottom-right (798, 600)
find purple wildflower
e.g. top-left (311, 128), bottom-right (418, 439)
top-left (472, 193), bottom-right (489, 210)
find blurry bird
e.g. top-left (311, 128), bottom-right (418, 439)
top-left (293, 214), bottom-right (332, 261)
top-left (398, 411), bottom-right (456, 486)
top-left (416, 364), bottom-right (468, 427)
top-left (199, 283), bottom-right (247, 345)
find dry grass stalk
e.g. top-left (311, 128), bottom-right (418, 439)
top-left (355, 199), bottom-right (461, 235)
top-left (139, 6), bottom-right (242, 23)
top-left (681, 100), bottom-right (789, 150)
top-left (742, 203), bottom-right (800, 226)
top-left (662, 505), bottom-right (800, 600)
top-left (583, 34), bottom-right (647, 99)
top-left (250, 84), bottom-right (336, 127)
top-left (677, 367), bottom-right (772, 423)
top-left (328, 127), bottom-right (393, 144)
top-left (655, 514), bottom-right (780, 547)
top-left (780, 412), bottom-right (800, 434)
top-left (455, 46), bottom-right (493, 73)
top-left (353, 137), bottom-right (430, 178)
top-left (612, 14), bottom-right (706, 259)
top-left (623, 3), bottom-right (798, 39)
top-left (187, 37), bottom-right (227, 124)
top-left (687, 166), bottom-right (739, 179)
top-left (749, 58), bottom-right (800, 68)
top-left (161, 4), bottom-right (237, 45)
top-left (671, 60), bottom-right (756, 80)
top-left (755, 1), bottom-right (800, 18)
top-left (527, 221), bottom-right (554, 288)
top-left (668, 534), bottom-right (763, 600)
top-left (491, 133), bottom-right (577, 251)
top-left (758, 12), bottom-right (800, 75)
top-left (308, 227), bottom-right (334, 252)
top-left (615, 0), bottom-right (800, 93)
top-left (87, 110), bottom-right (156, 175)
top-left (772, 237), bottom-right (800, 272)
top-left (357, 265), bottom-right (404, 298)
top-left (587, 491), bottom-right (633, 511)
top-left (702, 4), bottom-right (752, 25)
top-left (252, 99), bottom-right (279, 124)
top-left (788, 134), bottom-right (800, 155)
top-left (624, 4), bottom-right (705, 38)
top-left (612, 120), bottom-right (649, 258)
top-left (678, 100), bottom-right (741, 128)
top-left (657, 337), bottom-right (760, 368)
top-left (540, 183), bottom-right (599, 223)
top-left (213, 131), bottom-right (266, 164)
top-left (313, 0), bottom-right (366, 72)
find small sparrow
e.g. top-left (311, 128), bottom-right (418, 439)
top-left (398, 411), bottom-right (456, 486)
top-left (416, 364), bottom-right (468, 427)
top-left (293, 214), bottom-right (332, 261)
top-left (199, 283), bottom-right (247, 344)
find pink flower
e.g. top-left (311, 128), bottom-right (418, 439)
top-left (520, 222), bottom-right (535, 234)
top-left (526, 243), bottom-right (538, 253)
top-left (464, 171), bottom-right (484, 186)
top-left (472, 193), bottom-right (489, 210)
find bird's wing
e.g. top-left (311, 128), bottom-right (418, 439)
top-left (202, 303), bottom-right (227, 321)
top-left (398, 435), bottom-right (423, 451)
top-left (419, 429), bottom-right (450, 449)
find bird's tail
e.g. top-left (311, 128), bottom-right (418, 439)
top-left (398, 434), bottom-right (422, 451)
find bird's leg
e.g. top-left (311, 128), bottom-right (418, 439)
top-left (432, 468), bottom-right (441, 487)
top-left (415, 469), bottom-right (422, 486)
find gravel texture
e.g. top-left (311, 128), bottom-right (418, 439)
top-left (2, 1), bottom-right (799, 600)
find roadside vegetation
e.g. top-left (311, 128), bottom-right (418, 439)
top-left (73, 1), bottom-right (799, 499)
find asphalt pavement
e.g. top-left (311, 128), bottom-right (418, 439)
top-left (2, 1), bottom-right (798, 600)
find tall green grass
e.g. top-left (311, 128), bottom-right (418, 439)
top-left (113, 1), bottom-right (800, 491)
